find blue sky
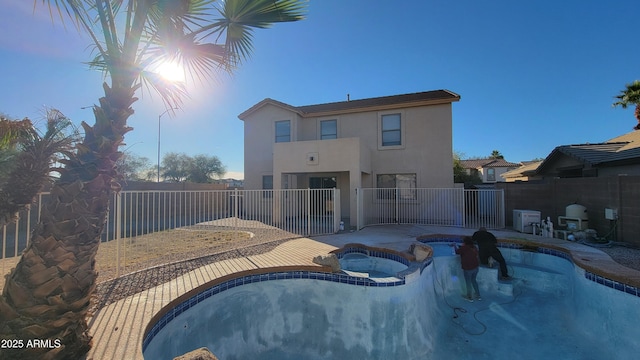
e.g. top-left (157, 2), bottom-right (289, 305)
top-left (1, 1), bottom-right (639, 180)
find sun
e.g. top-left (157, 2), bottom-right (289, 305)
top-left (155, 61), bottom-right (185, 82)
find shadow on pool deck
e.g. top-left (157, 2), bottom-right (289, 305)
top-left (83, 224), bottom-right (640, 360)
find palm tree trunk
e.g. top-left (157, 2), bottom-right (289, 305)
top-left (0, 83), bottom-right (134, 360)
top-left (634, 104), bottom-right (640, 130)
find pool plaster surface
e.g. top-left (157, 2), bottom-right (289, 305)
top-left (83, 225), bottom-right (640, 359)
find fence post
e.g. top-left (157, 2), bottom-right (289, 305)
top-left (13, 214), bottom-right (20, 257)
top-left (115, 192), bottom-right (121, 278)
top-left (234, 188), bottom-right (239, 229)
top-left (2, 225), bottom-right (5, 261)
top-left (356, 188), bottom-right (361, 230)
top-left (395, 188), bottom-right (399, 224)
top-left (306, 189), bottom-right (311, 236)
top-left (499, 189), bottom-right (505, 228)
top-left (461, 188), bottom-right (466, 228)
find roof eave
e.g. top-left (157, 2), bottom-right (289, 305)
top-left (300, 97), bottom-right (460, 118)
top-left (238, 99), bottom-right (303, 120)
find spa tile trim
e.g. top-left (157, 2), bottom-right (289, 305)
top-left (143, 249), bottom-right (424, 353)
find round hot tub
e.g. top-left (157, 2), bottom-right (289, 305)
top-left (338, 252), bottom-right (408, 278)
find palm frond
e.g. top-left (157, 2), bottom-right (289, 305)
top-left (196, 0), bottom-right (307, 64)
top-left (219, 0), bottom-right (307, 29)
top-left (40, 0), bottom-right (306, 109)
top-left (139, 70), bottom-right (189, 109)
top-left (613, 80), bottom-right (640, 108)
top-left (0, 117), bottom-right (36, 150)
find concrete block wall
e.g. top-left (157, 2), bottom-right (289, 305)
top-left (619, 176), bottom-right (640, 246)
top-left (497, 176), bottom-right (639, 247)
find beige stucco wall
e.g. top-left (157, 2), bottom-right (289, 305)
top-left (273, 138), bottom-right (369, 220)
top-left (242, 101), bottom-right (456, 221)
top-left (273, 138), bottom-right (370, 174)
top-left (243, 104), bottom-right (301, 190)
top-left (291, 104), bottom-right (454, 188)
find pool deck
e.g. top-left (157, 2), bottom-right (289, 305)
top-left (83, 225), bottom-right (640, 360)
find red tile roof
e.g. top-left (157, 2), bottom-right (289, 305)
top-left (459, 158), bottom-right (519, 169)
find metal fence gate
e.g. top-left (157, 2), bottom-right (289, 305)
top-left (357, 188), bottom-right (504, 230)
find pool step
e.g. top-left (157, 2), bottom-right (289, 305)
top-left (478, 266), bottom-right (514, 297)
top-left (476, 263), bottom-right (570, 298)
top-left (508, 263), bottom-right (570, 296)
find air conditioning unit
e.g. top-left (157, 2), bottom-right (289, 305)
top-left (513, 210), bottom-right (541, 233)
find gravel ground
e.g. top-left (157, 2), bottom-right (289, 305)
top-left (89, 225), bottom-right (299, 314)
top-left (592, 243), bottom-right (640, 271)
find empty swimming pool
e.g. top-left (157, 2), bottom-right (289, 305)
top-left (143, 241), bottom-right (640, 359)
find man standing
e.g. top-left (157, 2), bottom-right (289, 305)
top-left (472, 227), bottom-right (510, 280)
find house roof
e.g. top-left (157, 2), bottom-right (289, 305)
top-left (238, 90), bottom-right (460, 120)
top-left (605, 130), bottom-right (640, 151)
top-left (459, 158), bottom-right (520, 169)
top-left (536, 130), bottom-right (640, 173)
top-left (501, 161), bottom-right (543, 179)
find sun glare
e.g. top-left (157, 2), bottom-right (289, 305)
top-left (155, 61), bottom-right (185, 82)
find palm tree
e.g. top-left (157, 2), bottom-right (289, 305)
top-left (490, 150), bottom-right (504, 159)
top-left (613, 80), bottom-right (640, 130)
top-left (0, 1), bottom-right (306, 359)
top-left (0, 117), bottom-right (31, 182)
top-left (0, 116), bottom-right (32, 152)
top-left (0, 110), bottom-right (79, 228)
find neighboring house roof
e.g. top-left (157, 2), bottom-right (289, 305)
top-left (483, 159), bottom-right (521, 168)
top-left (605, 130), bottom-right (640, 151)
top-left (501, 161), bottom-right (543, 179)
top-left (459, 158), bottom-right (520, 169)
top-left (596, 146), bottom-right (640, 167)
top-left (536, 130), bottom-right (640, 174)
top-left (238, 90), bottom-right (461, 120)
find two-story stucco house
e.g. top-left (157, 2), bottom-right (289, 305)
top-left (238, 90), bottom-right (461, 224)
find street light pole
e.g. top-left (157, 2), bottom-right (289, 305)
top-left (157, 108), bottom-right (176, 182)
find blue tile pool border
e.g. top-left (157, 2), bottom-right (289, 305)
top-left (143, 238), bottom-right (640, 353)
top-left (142, 247), bottom-right (421, 352)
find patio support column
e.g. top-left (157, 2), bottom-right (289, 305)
top-left (349, 167), bottom-right (362, 227)
top-left (272, 169), bottom-right (283, 225)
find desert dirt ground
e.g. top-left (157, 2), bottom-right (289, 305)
top-left (0, 224), bottom-right (296, 294)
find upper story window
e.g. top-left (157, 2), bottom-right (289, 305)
top-left (486, 168), bottom-right (496, 182)
top-left (275, 120), bottom-right (290, 143)
top-left (381, 113), bottom-right (401, 146)
top-left (320, 119), bottom-right (337, 140)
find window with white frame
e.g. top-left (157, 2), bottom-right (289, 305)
top-left (320, 119), bottom-right (337, 140)
top-left (376, 173), bottom-right (416, 199)
top-left (381, 113), bottom-right (401, 146)
top-left (275, 120), bottom-right (290, 143)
